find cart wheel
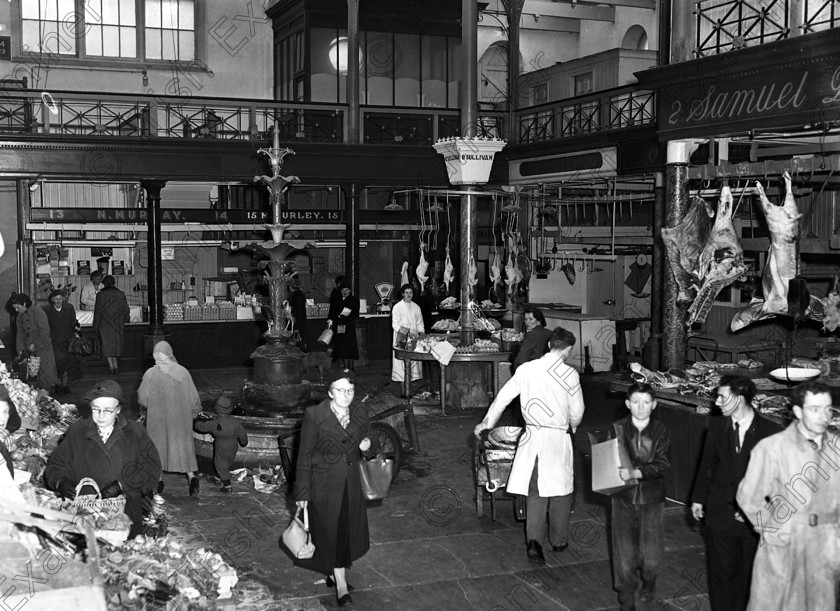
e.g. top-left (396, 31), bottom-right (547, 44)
top-left (370, 421), bottom-right (402, 479)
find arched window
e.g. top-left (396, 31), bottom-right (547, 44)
top-left (621, 26), bottom-right (649, 51)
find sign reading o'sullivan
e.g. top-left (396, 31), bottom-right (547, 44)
top-left (433, 137), bottom-right (507, 186)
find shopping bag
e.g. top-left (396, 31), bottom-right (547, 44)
top-left (317, 326), bottom-right (334, 346)
top-left (589, 423), bottom-right (638, 496)
top-left (359, 454), bottom-right (393, 500)
top-left (67, 334), bottom-right (100, 356)
top-left (282, 506), bottom-right (315, 559)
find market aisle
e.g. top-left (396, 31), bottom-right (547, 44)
top-left (155, 364), bottom-right (710, 610)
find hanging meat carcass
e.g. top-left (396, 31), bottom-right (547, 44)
top-left (399, 261), bottom-right (410, 287)
top-left (489, 250), bottom-right (503, 302)
top-left (443, 248), bottom-right (455, 293)
top-left (730, 171), bottom-right (825, 331)
top-left (661, 196), bottom-right (715, 304)
top-left (687, 184), bottom-right (747, 326)
top-left (661, 185), bottom-right (746, 327)
top-left (467, 253), bottom-right (478, 289)
top-left (416, 246), bottom-right (429, 287)
top-left (504, 252), bottom-right (522, 299)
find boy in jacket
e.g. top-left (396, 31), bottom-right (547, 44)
top-left (194, 395), bottom-right (248, 492)
top-left (610, 382), bottom-right (671, 611)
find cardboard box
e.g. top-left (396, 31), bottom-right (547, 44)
top-left (589, 430), bottom-right (638, 496)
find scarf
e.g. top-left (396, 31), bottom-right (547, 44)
top-left (152, 341), bottom-right (190, 384)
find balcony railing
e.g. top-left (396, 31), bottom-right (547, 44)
top-left (517, 86), bottom-right (656, 144)
top-left (0, 86), bottom-right (648, 147)
top-left (695, 0), bottom-right (839, 56)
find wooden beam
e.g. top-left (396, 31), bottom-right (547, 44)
top-left (739, 237), bottom-right (840, 254)
top-left (573, 0), bottom-right (656, 9)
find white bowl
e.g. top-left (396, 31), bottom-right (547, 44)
top-left (769, 367), bottom-right (821, 382)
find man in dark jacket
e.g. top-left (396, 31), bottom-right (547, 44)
top-left (690, 375), bottom-right (782, 611)
top-left (288, 275), bottom-right (308, 351)
top-left (44, 379), bottom-right (161, 538)
top-left (610, 382), bottom-right (671, 611)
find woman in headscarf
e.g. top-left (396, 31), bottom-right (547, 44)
top-left (10, 292), bottom-right (59, 393)
top-left (92, 275), bottom-right (129, 375)
top-left (138, 341), bottom-right (202, 496)
top-left (43, 289), bottom-right (79, 395)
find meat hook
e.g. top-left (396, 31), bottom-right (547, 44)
top-left (587, 256), bottom-right (595, 274)
top-left (577, 255), bottom-right (586, 273)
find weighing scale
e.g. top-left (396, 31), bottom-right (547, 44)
top-left (375, 282), bottom-right (394, 314)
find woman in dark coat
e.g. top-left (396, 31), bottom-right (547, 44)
top-left (294, 369), bottom-right (379, 607)
top-left (43, 290), bottom-right (79, 394)
top-left (11, 292), bottom-right (59, 391)
top-left (93, 275), bottom-right (130, 375)
top-left (328, 284), bottom-right (359, 370)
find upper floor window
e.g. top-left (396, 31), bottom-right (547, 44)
top-left (20, 0), bottom-right (194, 61)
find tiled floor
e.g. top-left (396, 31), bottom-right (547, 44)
top-left (71, 361), bottom-right (711, 610)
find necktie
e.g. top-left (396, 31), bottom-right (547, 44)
top-left (733, 421), bottom-right (741, 453)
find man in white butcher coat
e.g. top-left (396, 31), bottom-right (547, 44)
top-left (736, 379), bottom-right (840, 611)
top-left (391, 284), bottom-right (424, 384)
top-left (475, 327), bottom-right (584, 563)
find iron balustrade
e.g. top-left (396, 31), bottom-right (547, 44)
top-left (517, 85), bottom-right (656, 144)
top-left (695, 0), bottom-right (839, 56)
top-left (0, 87), bottom-right (646, 147)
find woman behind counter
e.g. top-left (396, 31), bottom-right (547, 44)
top-left (138, 341), bottom-right (202, 496)
top-left (513, 307), bottom-right (553, 369)
top-left (390, 284), bottom-right (424, 384)
top-left (43, 290), bottom-right (79, 395)
top-left (294, 369), bottom-right (378, 607)
top-left (93, 275), bottom-right (130, 375)
top-left (10, 292), bottom-right (59, 393)
top-left (328, 284), bottom-right (360, 371)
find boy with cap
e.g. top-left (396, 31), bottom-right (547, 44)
top-left (193, 395), bottom-right (248, 492)
top-left (44, 379), bottom-right (161, 538)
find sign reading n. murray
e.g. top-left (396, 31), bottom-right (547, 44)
top-left (636, 29), bottom-right (840, 140)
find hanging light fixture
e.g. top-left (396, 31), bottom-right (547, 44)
top-left (384, 194), bottom-right (404, 211)
top-left (328, 37), bottom-right (361, 74)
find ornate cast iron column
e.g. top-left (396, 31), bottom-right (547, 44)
top-left (662, 141), bottom-right (700, 369)
top-left (646, 171), bottom-right (665, 370)
top-left (347, 0), bottom-right (360, 143)
top-left (501, 0), bottom-right (524, 145)
top-left (142, 179), bottom-right (168, 365)
top-left (670, 0), bottom-right (694, 63)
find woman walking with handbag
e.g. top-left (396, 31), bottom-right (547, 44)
top-left (293, 369), bottom-right (379, 607)
top-left (328, 284), bottom-right (360, 371)
top-left (10, 292), bottom-right (59, 392)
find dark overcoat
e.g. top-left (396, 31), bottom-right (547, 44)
top-left (328, 294), bottom-right (359, 360)
top-left (293, 399), bottom-right (378, 575)
top-left (93, 286), bottom-right (130, 357)
top-left (43, 415), bottom-right (162, 529)
top-left (43, 303), bottom-right (78, 375)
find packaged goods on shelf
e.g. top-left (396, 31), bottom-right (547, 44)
top-left (183, 305), bottom-right (202, 321)
top-left (217, 301), bottom-right (236, 320)
top-left (201, 303), bottom-right (219, 320)
top-left (164, 303), bottom-right (184, 321)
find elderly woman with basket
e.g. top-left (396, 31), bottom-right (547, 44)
top-left (44, 380), bottom-right (162, 539)
top-left (10, 292), bottom-right (59, 392)
top-left (293, 369), bottom-right (381, 607)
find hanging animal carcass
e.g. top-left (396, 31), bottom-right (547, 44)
top-left (730, 172), bottom-right (824, 331)
top-left (661, 184), bottom-right (746, 327)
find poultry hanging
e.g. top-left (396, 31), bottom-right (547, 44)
top-left (399, 261), bottom-right (410, 287)
top-left (489, 250), bottom-right (503, 302)
top-left (468, 253), bottom-right (478, 288)
top-left (443, 248), bottom-right (455, 293)
top-left (416, 246), bottom-right (429, 287)
top-left (504, 252), bottom-right (521, 299)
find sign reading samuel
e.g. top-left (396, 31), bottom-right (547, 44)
top-left (637, 30), bottom-right (840, 140)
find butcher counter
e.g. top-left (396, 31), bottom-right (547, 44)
top-left (607, 373), bottom-right (796, 504)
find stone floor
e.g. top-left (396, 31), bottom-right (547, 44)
top-left (70, 361), bottom-right (712, 610)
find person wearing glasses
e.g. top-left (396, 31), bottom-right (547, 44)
top-left (44, 379), bottom-right (161, 539)
top-left (294, 369), bottom-right (379, 607)
top-left (736, 379), bottom-right (840, 610)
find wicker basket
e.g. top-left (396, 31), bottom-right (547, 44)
top-left (72, 478), bottom-right (126, 519)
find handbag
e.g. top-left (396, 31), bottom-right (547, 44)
top-left (67, 334), bottom-right (100, 356)
top-left (317, 326), bottom-right (334, 346)
top-left (359, 453), bottom-right (394, 501)
top-left (282, 506), bottom-right (316, 559)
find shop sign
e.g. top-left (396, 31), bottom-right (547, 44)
top-left (30, 208), bottom-right (344, 223)
top-left (433, 137), bottom-right (507, 185)
top-left (638, 30), bottom-right (840, 140)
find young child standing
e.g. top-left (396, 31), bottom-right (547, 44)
top-left (610, 382), bottom-right (671, 611)
top-left (193, 395), bottom-right (248, 492)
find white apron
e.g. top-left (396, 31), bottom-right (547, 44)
top-left (391, 299), bottom-right (424, 382)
